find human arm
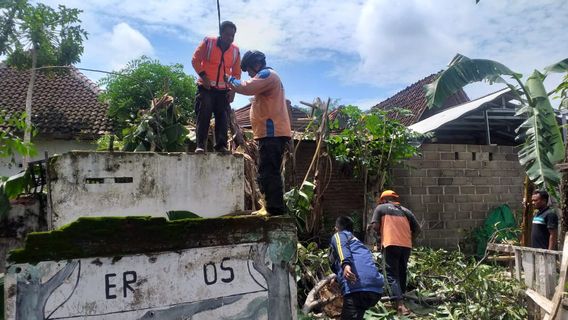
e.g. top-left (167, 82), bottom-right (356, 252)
top-left (226, 70), bottom-right (274, 96)
top-left (547, 212), bottom-right (559, 250)
top-left (549, 229), bottom-right (558, 250)
top-left (191, 38), bottom-right (211, 89)
top-left (330, 232), bottom-right (356, 282)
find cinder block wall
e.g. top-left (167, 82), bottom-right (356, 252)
top-left (393, 143), bottom-right (524, 249)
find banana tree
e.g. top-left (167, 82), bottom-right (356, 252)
top-left (425, 54), bottom-right (568, 244)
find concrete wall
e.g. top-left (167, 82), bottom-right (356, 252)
top-left (0, 138), bottom-right (96, 177)
top-left (4, 216), bottom-right (297, 320)
top-left (393, 143), bottom-right (524, 249)
top-left (49, 152), bottom-right (245, 227)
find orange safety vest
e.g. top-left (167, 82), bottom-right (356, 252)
top-left (192, 36), bottom-right (241, 90)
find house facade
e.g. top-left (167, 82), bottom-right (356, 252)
top-left (0, 65), bottom-right (111, 176)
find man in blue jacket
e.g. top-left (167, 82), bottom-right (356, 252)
top-left (330, 216), bottom-right (384, 319)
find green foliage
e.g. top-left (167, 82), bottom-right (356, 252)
top-left (326, 105), bottom-right (421, 187)
top-left (98, 56), bottom-right (197, 135)
top-left (426, 54), bottom-right (567, 197)
top-left (548, 58), bottom-right (568, 110)
top-left (295, 242), bottom-right (332, 308)
top-left (94, 134), bottom-right (124, 151)
top-left (0, 111), bottom-right (36, 159)
top-left (285, 181), bottom-right (315, 234)
top-left (0, 1), bottom-right (87, 68)
top-left (405, 248), bottom-right (527, 320)
top-left (0, 169), bottom-right (32, 218)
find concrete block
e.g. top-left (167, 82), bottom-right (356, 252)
top-left (428, 220), bottom-right (445, 229)
top-left (459, 203), bottom-right (473, 212)
top-left (457, 152), bottom-right (472, 160)
top-left (422, 195), bottom-right (439, 203)
top-left (441, 212), bottom-right (455, 220)
top-left (452, 144), bottom-right (466, 152)
top-left (451, 177), bottom-right (471, 185)
top-left (466, 161), bottom-right (483, 169)
top-left (498, 146), bottom-right (514, 154)
top-left (409, 169), bottom-right (428, 177)
top-left (410, 186), bottom-right (427, 195)
top-left (428, 186), bottom-right (444, 195)
top-left (454, 195), bottom-right (469, 203)
top-left (475, 186), bottom-right (491, 194)
top-left (505, 153), bottom-right (518, 161)
top-left (465, 170), bottom-right (480, 177)
top-left (422, 151), bottom-right (440, 160)
top-left (456, 212), bottom-right (471, 220)
top-left (444, 186), bottom-right (460, 195)
top-left (438, 161), bottom-right (453, 168)
top-left (453, 160), bottom-right (467, 168)
top-left (427, 203), bottom-right (444, 213)
top-left (467, 145), bottom-right (482, 152)
top-left (482, 194), bottom-right (500, 203)
top-left (438, 177), bottom-right (454, 185)
top-left (440, 152), bottom-right (455, 160)
top-left (427, 169), bottom-right (442, 177)
top-left (461, 186), bottom-right (475, 194)
top-left (49, 152), bottom-right (245, 228)
top-left (441, 169), bottom-right (462, 177)
top-left (437, 144), bottom-right (452, 152)
top-left (422, 177), bottom-right (437, 186)
top-left (480, 145), bottom-right (498, 153)
top-left (443, 203), bottom-right (459, 212)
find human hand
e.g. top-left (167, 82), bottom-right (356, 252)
top-left (227, 90), bottom-right (236, 103)
top-left (343, 265), bottom-right (357, 283)
top-left (201, 74), bottom-right (211, 90)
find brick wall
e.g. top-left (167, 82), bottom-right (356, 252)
top-left (293, 142), bottom-right (524, 249)
top-left (293, 141), bottom-right (364, 229)
top-left (394, 143), bottom-right (524, 249)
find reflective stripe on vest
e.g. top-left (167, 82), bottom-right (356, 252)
top-left (232, 47), bottom-right (238, 66)
top-left (205, 38), bottom-right (214, 61)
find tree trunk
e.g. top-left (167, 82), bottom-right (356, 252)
top-left (23, 47), bottom-right (37, 167)
top-left (521, 175), bottom-right (535, 246)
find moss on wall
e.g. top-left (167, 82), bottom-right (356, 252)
top-left (8, 215), bottom-right (296, 264)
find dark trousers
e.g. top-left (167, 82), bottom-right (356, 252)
top-left (384, 245), bottom-right (411, 300)
top-left (195, 86), bottom-right (229, 151)
top-left (257, 137), bottom-right (289, 215)
top-left (341, 291), bottom-right (381, 320)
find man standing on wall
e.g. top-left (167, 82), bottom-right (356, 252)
top-left (531, 190), bottom-right (558, 250)
top-left (191, 21), bottom-right (241, 153)
top-left (330, 216), bottom-right (384, 320)
top-left (226, 50), bottom-right (291, 216)
top-left (371, 190), bottom-right (420, 316)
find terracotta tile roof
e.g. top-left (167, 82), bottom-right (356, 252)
top-left (234, 104), bottom-right (311, 132)
top-left (0, 65), bottom-right (111, 139)
top-left (372, 72), bottom-right (469, 125)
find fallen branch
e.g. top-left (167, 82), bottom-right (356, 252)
top-left (302, 274), bottom-right (339, 313)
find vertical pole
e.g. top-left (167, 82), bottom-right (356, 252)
top-left (484, 109), bottom-right (491, 145)
top-left (44, 151), bottom-right (53, 230)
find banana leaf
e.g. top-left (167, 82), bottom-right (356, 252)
top-left (516, 71), bottom-right (564, 190)
top-left (544, 58), bottom-right (568, 74)
top-left (425, 54), bottom-right (520, 108)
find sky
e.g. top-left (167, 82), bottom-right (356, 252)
top-left (31, 0), bottom-right (568, 110)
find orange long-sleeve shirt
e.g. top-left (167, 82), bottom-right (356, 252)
top-left (229, 68), bottom-right (291, 139)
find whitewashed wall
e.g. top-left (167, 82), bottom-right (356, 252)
top-left (49, 152), bottom-right (245, 227)
top-left (0, 138), bottom-right (95, 177)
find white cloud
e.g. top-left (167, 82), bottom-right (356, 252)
top-left (82, 22), bottom-right (154, 77)
top-left (40, 0), bottom-right (568, 97)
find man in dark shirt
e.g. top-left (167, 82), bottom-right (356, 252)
top-left (531, 190), bottom-right (558, 250)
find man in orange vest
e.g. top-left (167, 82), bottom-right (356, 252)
top-left (226, 50), bottom-right (291, 215)
top-left (191, 21), bottom-right (241, 153)
top-left (371, 190), bottom-right (420, 316)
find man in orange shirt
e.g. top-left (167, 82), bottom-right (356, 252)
top-left (226, 50), bottom-right (291, 215)
top-left (191, 21), bottom-right (241, 153)
top-left (371, 190), bottom-right (420, 316)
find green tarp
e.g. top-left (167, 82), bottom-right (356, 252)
top-left (474, 204), bottom-right (519, 257)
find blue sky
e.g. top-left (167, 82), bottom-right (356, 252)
top-left (34, 0), bottom-right (568, 110)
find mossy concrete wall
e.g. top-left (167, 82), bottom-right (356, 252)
top-left (4, 216), bottom-right (297, 320)
top-left (49, 152), bottom-right (245, 228)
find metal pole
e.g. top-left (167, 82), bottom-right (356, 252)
top-left (484, 109), bottom-right (491, 145)
top-left (44, 151), bottom-right (53, 230)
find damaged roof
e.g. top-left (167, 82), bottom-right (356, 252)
top-left (0, 65), bottom-right (112, 139)
top-left (235, 103), bottom-right (311, 132)
top-left (372, 72), bottom-right (470, 125)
